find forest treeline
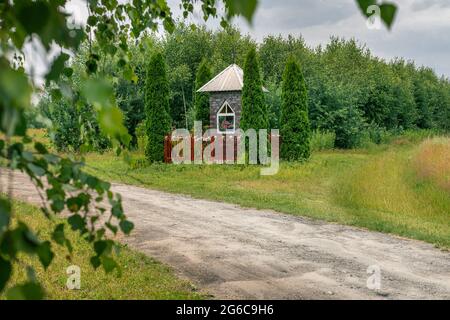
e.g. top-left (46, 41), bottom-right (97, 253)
top-left (36, 24), bottom-right (450, 151)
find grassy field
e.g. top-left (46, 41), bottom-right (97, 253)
top-left (2, 200), bottom-right (205, 300)
top-left (78, 131), bottom-right (450, 249)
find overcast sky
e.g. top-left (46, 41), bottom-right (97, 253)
top-left (168, 0), bottom-right (450, 78)
top-left (37, 0), bottom-right (450, 82)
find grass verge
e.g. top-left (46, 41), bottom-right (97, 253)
top-left (2, 200), bottom-right (205, 300)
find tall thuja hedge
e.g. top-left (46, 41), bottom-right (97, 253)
top-left (280, 57), bottom-right (311, 161)
top-left (240, 48), bottom-right (268, 131)
top-left (145, 52), bottom-right (172, 162)
top-left (194, 59), bottom-right (211, 127)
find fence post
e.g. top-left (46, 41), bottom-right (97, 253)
top-left (164, 135), bottom-right (172, 164)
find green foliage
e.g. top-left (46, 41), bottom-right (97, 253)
top-left (41, 98), bottom-right (110, 152)
top-left (168, 64), bottom-right (191, 128)
top-left (280, 57), bottom-right (311, 161)
top-left (311, 130), bottom-right (335, 152)
top-left (240, 48), bottom-right (267, 131)
top-left (116, 79), bottom-right (145, 148)
top-left (194, 59), bottom-right (212, 127)
top-left (333, 105), bottom-right (367, 149)
top-left (145, 53), bottom-right (172, 162)
top-left (211, 27), bottom-right (256, 73)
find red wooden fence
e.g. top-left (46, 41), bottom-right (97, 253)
top-left (164, 135), bottom-right (240, 164)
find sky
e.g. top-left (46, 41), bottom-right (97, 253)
top-left (168, 0), bottom-right (450, 78)
top-left (28, 0), bottom-right (450, 85)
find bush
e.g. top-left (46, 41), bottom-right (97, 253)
top-left (333, 106), bottom-right (366, 149)
top-left (43, 99), bottom-right (110, 152)
top-left (310, 130), bottom-right (335, 152)
top-left (135, 121), bottom-right (147, 153)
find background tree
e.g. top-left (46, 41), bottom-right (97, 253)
top-left (194, 59), bottom-right (212, 128)
top-left (211, 26), bottom-right (256, 73)
top-left (145, 52), bottom-right (172, 162)
top-left (280, 57), bottom-right (311, 161)
top-left (116, 78), bottom-right (145, 148)
top-left (240, 47), bottom-right (268, 131)
top-left (169, 64), bottom-right (191, 128)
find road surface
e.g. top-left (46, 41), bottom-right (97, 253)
top-left (2, 170), bottom-right (449, 300)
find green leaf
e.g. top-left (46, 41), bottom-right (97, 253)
top-left (0, 198), bottom-right (11, 235)
top-left (50, 88), bottom-right (62, 101)
top-left (87, 16), bottom-right (98, 26)
top-left (101, 256), bottom-right (118, 273)
top-left (46, 52), bottom-right (70, 82)
top-left (356, 0), bottom-right (377, 12)
top-left (9, 223), bottom-right (40, 255)
top-left (16, 1), bottom-right (51, 35)
top-left (86, 59), bottom-right (98, 74)
top-left (225, 0), bottom-right (258, 23)
top-left (63, 67), bottom-right (74, 78)
top-left (51, 199), bottom-right (65, 213)
top-left (68, 214), bottom-right (85, 231)
top-left (27, 163), bottom-right (46, 177)
top-left (51, 223), bottom-right (65, 245)
top-left (379, 3), bottom-right (397, 29)
top-left (6, 282), bottom-right (44, 300)
top-left (37, 241), bottom-right (54, 269)
top-left (356, 0), bottom-right (397, 29)
top-left (119, 220), bottom-right (134, 235)
top-left (105, 222), bottom-right (118, 234)
top-left (90, 255), bottom-right (101, 269)
top-left (66, 196), bottom-right (83, 212)
top-left (0, 65), bottom-right (31, 136)
top-left (111, 202), bottom-right (124, 218)
top-left (34, 142), bottom-right (48, 154)
top-left (163, 18), bottom-right (175, 33)
top-left (94, 240), bottom-right (108, 256)
top-left (0, 256), bottom-right (12, 292)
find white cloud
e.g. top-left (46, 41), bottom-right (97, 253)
top-left (233, 0), bottom-right (450, 77)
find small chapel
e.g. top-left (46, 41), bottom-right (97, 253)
top-left (197, 64), bottom-right (268, 134)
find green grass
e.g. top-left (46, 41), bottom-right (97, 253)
top-left (82, 133), bottom-right (450, 249)
top-left (2, 201), bottom-right (206, 300)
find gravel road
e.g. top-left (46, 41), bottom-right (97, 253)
top-left (2, 171), bottom-right (449, 300)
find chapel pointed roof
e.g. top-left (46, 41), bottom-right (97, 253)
top-left (197, 64), bottom-right (268, 93)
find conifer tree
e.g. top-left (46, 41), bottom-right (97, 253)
top-left (240, 48), bottom-right (268, 131)
top-left (145, 52), bottom-right (172, 162)
top-left (280, 57), bottom-right (311, 161)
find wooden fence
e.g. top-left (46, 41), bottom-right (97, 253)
top-left (164, 135), bottom-right (240, 164)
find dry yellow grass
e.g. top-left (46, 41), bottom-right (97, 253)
top-left (334, 141), bottom-right (450, 247)
top-left (413, 138), bottom-right (450, 193)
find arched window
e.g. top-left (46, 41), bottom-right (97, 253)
top-left (217, 101), bottom-right (235, 134)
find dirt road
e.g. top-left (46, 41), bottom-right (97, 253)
top-left (2, 171), bottom-right (449, 299)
